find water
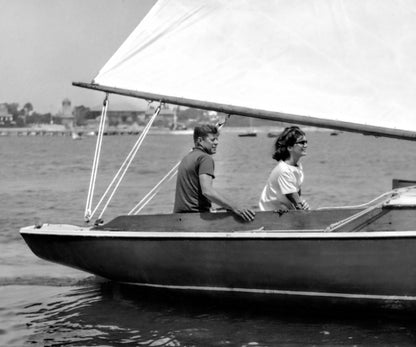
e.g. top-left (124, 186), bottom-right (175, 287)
top-left (1, 129), bottom-right (416, 346)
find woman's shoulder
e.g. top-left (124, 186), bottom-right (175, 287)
top-left (278, 161), bottom-right (303, 173)
top-left (277, 160), bottom-right (292, 170)
top-left (270, 161), bottom-right (287, 175)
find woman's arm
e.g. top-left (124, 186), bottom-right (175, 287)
top-left (285, 192), bottom-right (310, 210)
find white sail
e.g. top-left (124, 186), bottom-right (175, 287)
top-left (91, 0), bottom-right (416, 139)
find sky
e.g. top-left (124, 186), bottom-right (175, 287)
top-left (0, 0), bottom-right (156, 114)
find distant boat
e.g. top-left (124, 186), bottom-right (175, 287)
top-left (267, 131), bottom-right (279, 138)
top-left (71, 131), bottom-right (82, 140)
top-left (238, 131), bottom-right (257, 137)
top-left (168, 105), bottom-right (192, 135)
top-left (238, 118), bottom-right (257, 137)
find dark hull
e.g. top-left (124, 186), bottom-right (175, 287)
top-left (21, 232), bottom-right (416, 298)
top-left (20, 206), bottom-right (416, 302)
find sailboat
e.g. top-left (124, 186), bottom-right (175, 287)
top-left (169, 105), bottom-right (192, 135)
top-left (71, 130), bottom-right (82, 140)
top-left (20, 0), bottom-right (416, 305)
top-left (267, 130), bottom-right (280, 138)
top-left (238, 118), bottom-right (257, 137)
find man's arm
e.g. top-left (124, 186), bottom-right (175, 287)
top-left (199, 174), bottom-right (255, 222)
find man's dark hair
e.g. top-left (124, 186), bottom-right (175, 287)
top-left (193, 124), bottom-right (219, 143)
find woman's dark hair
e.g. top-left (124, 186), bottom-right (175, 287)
top-left (193, 124), bottom-right (219, 143)
top-left (272, 126), bottom-right (305, 161)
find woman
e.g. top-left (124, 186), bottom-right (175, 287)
top-left (259, 126), bottom-right (310, 211)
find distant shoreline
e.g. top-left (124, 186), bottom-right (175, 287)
top-left (0, 125), bottom-right (335, 137)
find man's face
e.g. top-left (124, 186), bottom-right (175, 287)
top-left (198, 133), bottom-right (219, 155)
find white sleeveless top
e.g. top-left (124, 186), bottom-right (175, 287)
top-left (259, 160), bottom-right (304, 211)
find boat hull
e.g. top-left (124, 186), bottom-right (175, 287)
top-left (20, 206), bottom-right (416, 302)
top-left (238, 132), bottom-right (257, 137)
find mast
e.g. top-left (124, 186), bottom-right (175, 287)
top-left (173, 105), bottom-right (180, 130)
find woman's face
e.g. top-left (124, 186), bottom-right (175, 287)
top-left (290, 135), bottom-right (308, 159)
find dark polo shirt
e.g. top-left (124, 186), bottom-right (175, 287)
top-left (173, 148), bottom-right (215, 213)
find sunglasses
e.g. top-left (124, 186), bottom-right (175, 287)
top-left (295, 140), bottom-right (308, 145)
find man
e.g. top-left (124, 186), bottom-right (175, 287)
top-left (174, 123), bottom-right (255, 222)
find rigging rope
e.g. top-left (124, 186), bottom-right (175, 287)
top-left (316, 190), bottom-right (397, 211)
top-left (128, 161), bottom-right (180, 215)
top-left (94, 104), bottom-right (162, 221)
top-left (85, 94), bottom-right (108, 222)
top-left (323, 188), bottom-right (406, 232)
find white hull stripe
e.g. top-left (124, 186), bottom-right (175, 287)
top-left (122, 282), bottom-right (416, 301)
top-left (20, 226), bottom-right (416, 239)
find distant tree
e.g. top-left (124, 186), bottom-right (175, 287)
top-left (43, 113), bottom-right (52, 124)
top-left (23, 102), bottom-right (33, 113)
top-left (25, 114), bottom-right (34, 124)
top-left (26, 112), bottom-right (51, 124)
top-left (179, 108), bottom-right (205, 122)
top-left (6, 103), bottom-right (19, 117)
top-left (73, 105), bottom-right (90, 126)
top-left (16, 116), bottom-right (26, 127)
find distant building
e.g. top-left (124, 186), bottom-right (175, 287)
top-left (145, 105), bottom-right (177, 128)
top-left (0, 103), bottom-right (13, 125)
top-left (55, 98), bottom-right (75, 128)
top-left (89, 102), bottom-right (146, 126)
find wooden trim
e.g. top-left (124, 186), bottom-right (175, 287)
top-left (20, 226), bottom-right (416, 238)
top-left (73, 81), bottom-right (416, 141)
top-left (392, 179), bottom-right (416, 189)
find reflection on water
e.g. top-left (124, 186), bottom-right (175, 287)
top-left (2, 281), bottom-right (415, 346)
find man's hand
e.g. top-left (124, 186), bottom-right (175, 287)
top-left (233, 208), bottom-right (255, 222)
top-left (200, 174), bottom-right (255, 222)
